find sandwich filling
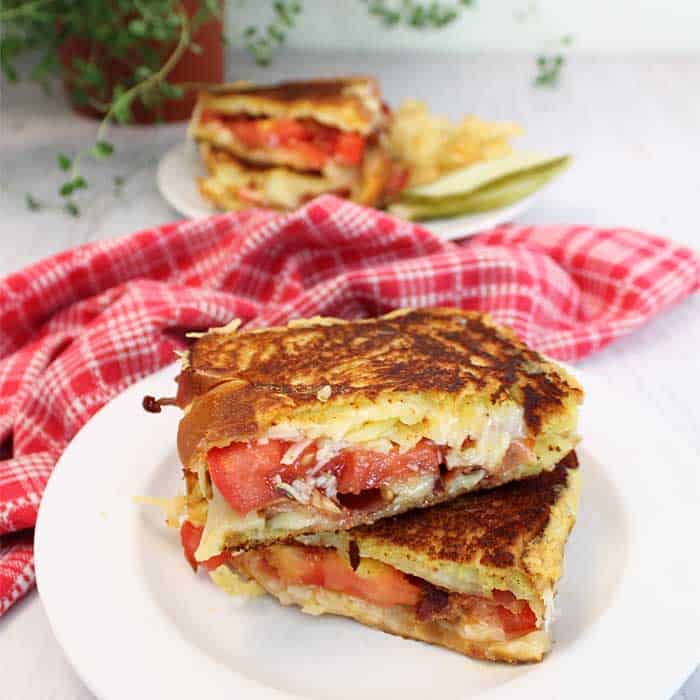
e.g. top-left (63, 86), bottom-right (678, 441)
top-left (200, 111), bottom-right (366, 170)
top-left (197, 144), bottom-right (359, 211)
top-left (190, 409), bottom-right (548, 560)
top-left (182, 534), bottom-right (540, 644)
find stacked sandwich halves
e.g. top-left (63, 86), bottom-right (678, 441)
top-left (164, 308), bottom-right (583, 663)
top-left (189, 77), bottom-right (393, 212)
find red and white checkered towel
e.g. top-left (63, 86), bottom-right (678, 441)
top-left (1, 195), bottom-right (698, 616)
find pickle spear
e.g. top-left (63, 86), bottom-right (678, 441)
top-left (390, 153), bottom-right (571, 222)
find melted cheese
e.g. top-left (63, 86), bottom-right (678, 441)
top-left (133, 495), bottom-right (185, 529)
top-left (267, 400), bottom-right (528, 471)
top-left (195, 483), bottom-right (265, 561)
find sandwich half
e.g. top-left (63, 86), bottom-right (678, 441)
top-left (190, 77), bottom-right (386, 171)
top-left (194, 452), bottom-right (580, 663)
top-left (160, 308), bottom-right (582, 562)
top-left (190, 77), bottom-right (391, 210)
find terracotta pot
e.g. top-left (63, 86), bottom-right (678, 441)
top-left (59, 0), bottom-right (224, 124)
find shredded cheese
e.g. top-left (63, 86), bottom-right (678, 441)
top-left (133, 495), bottom-right (185, 529)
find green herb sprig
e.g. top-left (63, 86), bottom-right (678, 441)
top-left (534, 35), bottom-right (573, 87)
top-left (364, 0), bottom-right (474, 29)
top-left (243, 1), bottom-right (303, 67)
top-left (1, 0), bottom-right (220, 215)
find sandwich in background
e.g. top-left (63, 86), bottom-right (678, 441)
top-left (190, 77), bottom-right (394, 210)
top-left (155, 308), bottom-right (582, 561)
top-left (194, 452), bottom-right (581, 663)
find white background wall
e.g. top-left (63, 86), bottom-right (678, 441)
top-left (227, 0), bottom-right (700, 54)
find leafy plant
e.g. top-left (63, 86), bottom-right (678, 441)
top-left (1, 0), bottom-right (224, 214)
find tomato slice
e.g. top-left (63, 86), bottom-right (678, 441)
top-left (329, 441), bottom-right (441, 495)
top-left (208, 440), bottom-right (309, 516)
top-left (261, 544), bottom-right (421, 608)
top-left (209, 113), bottom-right (364, 169)
top-left (496, 603), bottom-right (537, 634)
top-left (334, 132), bottom-right (365, 165)
top-left (228, 118), bottom-right (265, 148)
top-left (180, 522), bottom-right (229, 571)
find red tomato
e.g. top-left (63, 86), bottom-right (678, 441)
top-left (496, 602), bottom-right (537, 634)
top-left (330, 440), bottom-right (441, 495)
top-left (492, 589), bottom-right (537, 635)
top-left (180, 522), bottom-right (229, 572)
top-left (180, 521), bottom-right (202, 570)
top-left (267, 118), bottom-right (309, 145)
top-left (207, 440), bottom-right (310, 515)
top-left (264, 543), bottom-right (325, 586)
top-left (334, 132), bottom-right (365, 165)
top-left (263, 545), bottom-right (421, 608)
top-left (228, 117), bottom-right (264, 148)
top-left (208, 439), bottom-right (440, 514)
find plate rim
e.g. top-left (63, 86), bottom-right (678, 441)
top-left (35, 362), bottom-right (700, 700)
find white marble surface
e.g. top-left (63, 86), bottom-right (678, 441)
top-left (1, 52), bottom-right (699, 699)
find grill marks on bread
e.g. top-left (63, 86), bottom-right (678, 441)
top-left (181, 308), bottom-right (580, 432)
top-left (352, 452), bottom-right (578, 570)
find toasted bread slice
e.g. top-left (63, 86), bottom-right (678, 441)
top-left (226, 453), bottom-right (580, 663)
top-left (168, 309), bottom-right (582, 554)
top-left (191, 77), bottom-right (384, 137)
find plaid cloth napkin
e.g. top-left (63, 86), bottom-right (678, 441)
top-left (1, 195), bottom-right (698, 616)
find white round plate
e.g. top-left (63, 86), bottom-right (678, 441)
top-left (156, 141), bottom-right (542, 240)
top-left (35, 364), bottom-right (699, 700)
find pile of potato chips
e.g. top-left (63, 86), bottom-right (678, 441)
top-left (388, 100), bottom-right (523, 186)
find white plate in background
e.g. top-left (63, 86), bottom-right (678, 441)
top-left (35, 364), bottom-right (699, 700)
top-left (156, 141), bottom-right (543, 240)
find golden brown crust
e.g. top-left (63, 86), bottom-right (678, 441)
top-left (352, 452), bottom-right (577, 570)
top-left (207, 77), bottom-right (376, 103)
top-left (176, 309), bottom-right (582, 467)
top-left (193, 77), bottom-right (384, 135)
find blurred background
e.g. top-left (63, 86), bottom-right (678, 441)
top-left (229, 0), bottom-right (700, 53)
